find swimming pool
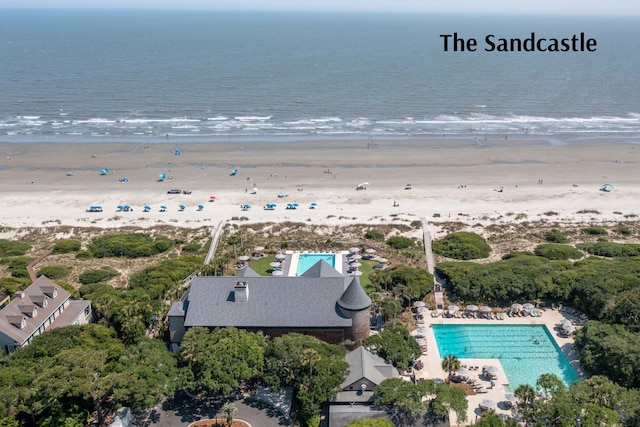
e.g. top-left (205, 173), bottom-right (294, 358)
top-left (433, 324), bottom-right (579, 388)
top-left (296, 253), bottom-right (336, 275)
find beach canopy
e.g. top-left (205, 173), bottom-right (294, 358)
top-left (174, 150), bottom-right (181, 155)
top-left (523, 303), bottom-right (535, 310)
top-left (242, 204), bottom-right (251, 209)
top-left (278, 191), bottom-right (288, 198)
top-left (485, 365), bottom-right (499, 374)
top-left (414, 301), bottom-right (426, 307)
top-left (466, 304), bottom-right (478, 312)
top-left (160, 205), bottom-right (167, 209)
top-left (310, 202), bottom-right (317, 206)
top-left (121, 177), bottom-right (129, 183)
top-left (275, 253), bottom-right (286, 260)
top-left (230, 169), bottom-right (238, 176)
top-left (269, 262), bottom-right (281, 267)
top-left (480, 305), bottom-right (492, 312)
top-left (159, 173), bottom-right (167, 180)
top-left (143, 205), bottom-right (151, 211)
top-left (179, 204), bottom-right (186, 210)
top-left (123, 205), bottom-right (131, 210)
top-left (448, 305), bottom-right (460, 312)
top-left (600, 183), bottom-right (614, 192)
top-left (100, 168), bottom-right (109, 175)
top-left (254, 246), bottom-right (265, 251)
top-left (197, 204), bottom-right (204, 210)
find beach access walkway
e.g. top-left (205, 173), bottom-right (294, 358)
top-left (204, 220), bottom-right (224, 265)
top-left (422, 217), bottom-right (444, 310)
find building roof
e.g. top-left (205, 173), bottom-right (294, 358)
top-left (0, 276), bottom-right (70, 345)
top-left (301, 259), bottom-right (344, 278)
top-left (341, 346), bottom-right (399, 390)
top-left (182, 260), bottom-right (366, 329)
top-left (337, 277), bottom-right (372, 311)
top-left (236, 266), bottom-right (262, 278)
top-left (48, 300), bottom-right (91, 330)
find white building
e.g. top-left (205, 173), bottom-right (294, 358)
top-left (0, 276), bottom-right (92, 355)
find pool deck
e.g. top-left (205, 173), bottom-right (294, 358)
top-left (410, 307), bottom-right (586, 426)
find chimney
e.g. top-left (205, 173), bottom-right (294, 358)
top-left (234, 281), bottom-right (249, 303)
top-left (14, 291), bottom-right (25, 299)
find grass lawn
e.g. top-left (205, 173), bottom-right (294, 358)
top-left (248, 255), bottom-right (277, 276)
top-left (359, 259), bottom-right (377, 294)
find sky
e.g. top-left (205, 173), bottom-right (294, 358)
top-left (1, 0), bottom-right (639, 15)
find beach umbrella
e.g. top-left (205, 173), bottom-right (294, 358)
top-left (275, 253), bottom-right (286, 260)
top-left (485, 365), bottom-right (499, 374)
top-left (559, 318), bottom-right (572, 326)
top-left (505, 393), bottom-right (518, 403)
top-left (121, 177), bottom-right (129, 183)
top-left (351, 270), bottom-right (363, 276)
top-left (230, 169), bottom-right (238, 176)
top-left (456, 367), bottom-right (470, 376)
top-left (160, 205), bottom-right (167, 210)
top-left (562, 324), bottom-right (576, 332)
top-left (209, 195), bottom-right (216, 200)
top-left (480, 306), bottom-right (492, 313)
top-left (349, 262), bottom-right (362, 268)
top-left (269, 262), bottom-right (282, 268)
top-left (511, 303), bottom-right (523, 311)
top-left (272, 270), bottom-right (283, 276)
top-left (415, 338), bottom-right (427, 346)
top-left (349, 247), bottom-right (360, 253)
top-left (351, 254), bottom-right (362, 260)
top-left (243, 204), bottom-right (251, 209)
top-left (292, 203), bottom-right (299, 207)
top-left (466, 304), bottom-right (478, 312)
top-left (123, 205), bottom-right (131, 210)
top-left (179, 204), bottom-right (186, 210)
top-left (100, 168), bottom-right (109, 175)
top-left (197, 204), bottom-right (204, 210)
top-left (116, 205), bottom-right (123, 210)
top-left (254, 246), bottom-right (265, 251)
top-left (159, 173), bottom-right (166, 180)
top-left (414, 301), bottom-right (426, 307)
top-left (377, 257), bottom-right (388, 263)
top-left (238, 255), bottom-right (250, 261)
top-left (417, 307), bottom-right (429, 314)
top-left (93, 205), bottom-right (102, 210)
top-left (480, 398), bottom-right (497, 409)
top-left (310, 202), bottom-right (317, 207)
top-left (416, 327), bottom-right (428, 335)
top-left (365, 248), bottom-right (377, 254)
top-left (523, 303), bottom-right (535, 310)
top-left (448, 305), bottom-right (460, 313)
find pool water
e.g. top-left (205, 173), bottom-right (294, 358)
top-left (296, 253), bottom-right (336, 275)
top-left (433, 324), bottom-right (579, 388)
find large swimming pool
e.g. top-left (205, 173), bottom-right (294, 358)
top-left (296, 253), bottom-right (336, 275)
top-left (433, 324), bottom-right (579, 388)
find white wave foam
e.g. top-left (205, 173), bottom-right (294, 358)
top-left (234, 115), bottom-right (272, 121)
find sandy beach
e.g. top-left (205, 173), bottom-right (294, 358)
top-left (0, 137), bottom-right (639, 231)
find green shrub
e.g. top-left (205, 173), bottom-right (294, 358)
top-left (0, 276), bottom-right (31, 294)
top-left (583, 226), bottom-right (608, 236)
top-left (88, 234), bottom-right (174, 258)
top-left (37, 265), bottom-right (71, 280)
top-left (181, 242), bottom-right (201, 253)
top-left (8, 256), bottom-right (32, 278)
top-left (75, 250), bottom-right (94, 260)
top-left (543, 229), bottom-right (568, 243)
top-left (52, 239), bottom-right (81, 254)
top-left (534, 244), bottom-right (583, 260)
top-left (0, 239), bottom-right (31, 257)
top-left (365, 229), bottom-right (385, 240)
top-left (433, 232), bottom-right (491, 260)
top-left (386, 236), bottom-right (413, 250)
top-left (129, 256), bottom-right (203, 299)
top-left (613, 225), bottom-right (632, 236)
top-left (576, 242), bottom-right (640, 257)
top-left (78, 267), bottom-right (119, 284)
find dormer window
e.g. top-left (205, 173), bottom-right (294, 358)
top-left (21, 318), bottom-right (26, 329)
top-left (18, 304), bottom-right (37, 318)
top-left (7, 315), bottom-right (26, 329)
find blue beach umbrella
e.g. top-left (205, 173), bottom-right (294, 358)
top-left (100, 168), bottom-right (109, 175)
top-left (116, 205), bottom-right (123, 210)
top-left (310, 202), bottom-right (317, 206)
top-left (243, 204), bottom-right (251, 209)
top-left (159, 173), bottom-right (166, 180)
top-left (198, 204), bottom-right (204, 210)
top-left (179, 205), bottom-right (186, 211)
top-left (124, 205), bottom-right (131, 210)
top-left (143, 205), bottom-right (151, 212)
top-left (159, 205), bottom-right (167, 211)
top-left (230, 169), bottom-right (238, 176)
top-left (292, 203), bottom-right (299, 207)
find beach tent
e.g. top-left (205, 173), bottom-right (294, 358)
top-left (158, 173), bottom-right (167, 181)
top-left (230, 169), bottom-right (238, 176)
top-left (242, 204), bottom-right (251, 210)
top-left (174, 150), bottom-right (182, 155)
top-left (600, 183), bottom-right (613, 192)
top-left (356, 182), bottom-right (369, 190)
top-left (179, 205), bottom-right (186, 211)
top-left (121, 178), bottom-right (129, 183)
top-left (251, 187), bottom-right (258, 194)
top-left (197, 205), bottom-right (204, 211)
top-left (100, 168), bottom-right (109, 175)
top-left (87, 205), bottom-right (102, 212)
top-left (143, 205), bottom-right (151, 212)
top-left (278, 191), bottom-right (288, 198)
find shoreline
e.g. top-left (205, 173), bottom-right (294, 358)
top-left (0, 137), bottom-right (638, 230)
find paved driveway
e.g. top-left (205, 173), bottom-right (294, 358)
top-left (135, 391), bottom-right (293, 427)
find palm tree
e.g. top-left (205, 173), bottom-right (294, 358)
top-left (300, 348), bottom-right (321, 378)
top-left (441, 354), bottom-right (461, 381)
top-left (514, 383), bottom-right (536, 421)
top-left (220, 402), bottom-right (237, 427)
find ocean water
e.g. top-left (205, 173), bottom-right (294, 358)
top-left (1, 10), bottom-right (639, 142)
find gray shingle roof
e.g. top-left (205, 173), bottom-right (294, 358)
top-left (184, 275), bottom-right (353, 328)
top-left (341, 346), bottom-right (399, 390)
top-left (0, 276), bottom-right (70, 345)
top-left (337, 277), bottom-right (371, 311)
top-left (301, 259), bottom-right (344, 278)
top-left (237, 266), bottom-right (262, 277)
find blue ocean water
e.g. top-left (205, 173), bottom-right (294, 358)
top-left (1, 10), bottom-right (639, 142)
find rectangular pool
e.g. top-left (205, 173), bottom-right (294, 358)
top-left (296, 253), bottom-right (337, 275)
top-left (433, 324), bottom-right (579, 388)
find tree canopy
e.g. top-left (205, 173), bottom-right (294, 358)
top-left (433, 231), bottom-right (491, 260)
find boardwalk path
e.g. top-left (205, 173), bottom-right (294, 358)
top-left (421, 217), bottom-right (444, 311)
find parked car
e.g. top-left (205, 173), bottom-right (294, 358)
top-left (182, 189), bottom-right (192, 194)
top-left (167, 189), bottom-right (181, 194)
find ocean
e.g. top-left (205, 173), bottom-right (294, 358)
top-left (1, 10), bottom-right (639, 143)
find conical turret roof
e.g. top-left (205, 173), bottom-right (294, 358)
top-left (338, 277), bottom-right (371, 311)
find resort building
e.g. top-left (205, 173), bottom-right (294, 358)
top-left (0, 276), bottom-right (93, 355)
top-left (168, 259), bottom-right (371, 349)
